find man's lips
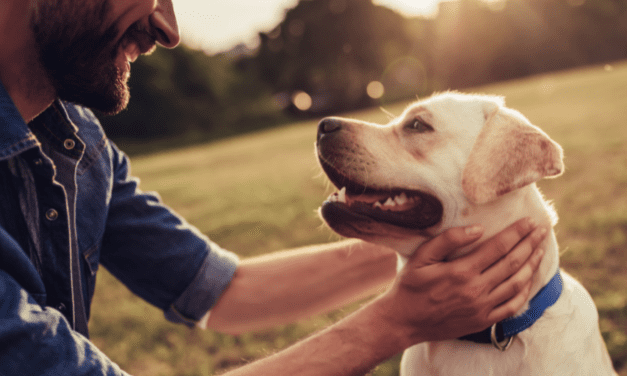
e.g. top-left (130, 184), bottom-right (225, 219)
top-left (116, 21), bottom-right (157, 65)
top-left (122, 43), bottom-right (140, 63)
top-left (114, 44), bottom-right (134, 73)
top-left (114, 36), bottom-right (155, 73)
top-left (120, 37), bottom-right (155, 62)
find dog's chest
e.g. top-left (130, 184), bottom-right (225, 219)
top-left (399, 272), bottom-right (616, 376)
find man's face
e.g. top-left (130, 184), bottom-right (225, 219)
top-left (30, 0), bottom-right (179, 115)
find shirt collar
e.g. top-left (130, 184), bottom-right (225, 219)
top-left (0, 80), bottom-right (82, 161)
top-left (0, 80), bottom-right (39, 160)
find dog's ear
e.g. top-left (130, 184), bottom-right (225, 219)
top-left (462, 105), bottom-right (563, 205)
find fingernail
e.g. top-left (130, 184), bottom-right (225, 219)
top-left (527, 217), bottom-right (537, 229)
top-left (534, 226), bottom-right (548, 240)
top-left (465, 225), bottom-right (483, 236)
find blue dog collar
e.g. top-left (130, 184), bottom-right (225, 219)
top-left (459, 270), bottom-right (563, 350)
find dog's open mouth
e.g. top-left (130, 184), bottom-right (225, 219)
top-left (319, 161), bottom-right (443, 230)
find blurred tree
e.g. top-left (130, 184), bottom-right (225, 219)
top-left (97, 0), bottom-right (627, 149)
top-left (431, 0), bottom-right (627, 88)
top-left (99, 46), bottom-right (220, 140)
top-left (99, 45), bottom-right (285, 143)
top-left (241, 0), bottom-right (431, 114)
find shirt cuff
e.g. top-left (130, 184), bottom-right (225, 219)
top-left (164, 241), bottom-right (239, 327)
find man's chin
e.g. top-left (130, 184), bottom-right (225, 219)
top-left (62, 88), bottom-right (129, 115)
top-left (96, 99), bottom-right (129, 116)
top-left (94, 89), bottom-right (130, 116)
top-left (57, 70), bottom-right (130, 115)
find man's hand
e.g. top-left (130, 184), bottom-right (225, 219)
top-left (221, 218), bottom-right (546, 376)
top-left (374, 217), bottom-right (547, 347)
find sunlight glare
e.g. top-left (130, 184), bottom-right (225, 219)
top-left (174, 0), bottom-right (447, 52)
top-left (372, 0), bottom-right (443, 18)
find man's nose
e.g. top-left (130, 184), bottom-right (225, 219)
top-left (150, 0), bottom-right (180, 48)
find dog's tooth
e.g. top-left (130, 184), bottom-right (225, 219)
top-left (373, 201), bottom-right (383, 209)
top-left (395, 192), bottom-right (408, 205)
top-left (338, 187), bottom-right (347, 203)
top-left (384, 198), bottom-right (396, 207)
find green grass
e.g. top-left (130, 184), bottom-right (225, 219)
top-left (90, 61), bottom-right (627, 375)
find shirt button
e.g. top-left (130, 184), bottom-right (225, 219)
top-left (45, 209), bottom-right (59, 221)
top-left (63, 139), bottom-right (76, 150)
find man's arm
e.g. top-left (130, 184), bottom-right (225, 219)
top-left (216, 218), bottom-right (547, 376)
top-left (206, 239), bottom-right (398, 334)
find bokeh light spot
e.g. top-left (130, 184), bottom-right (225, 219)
top-left (292, 91), bottom-right (312, 111)
top-left (367, 81), bottom-right (385, 99)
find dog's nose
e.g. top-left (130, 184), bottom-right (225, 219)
top-left (317, 118), bottom-right (342, 138)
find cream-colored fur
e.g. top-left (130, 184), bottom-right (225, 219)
top-left (316, 92), bottom-right (616, 375)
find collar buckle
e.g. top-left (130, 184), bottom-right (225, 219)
top-left (490, 323), bottom-right (514, 351)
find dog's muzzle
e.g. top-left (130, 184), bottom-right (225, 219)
top-left (316, 118), bottom-right (443, 230)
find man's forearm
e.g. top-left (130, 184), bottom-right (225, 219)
top-left (220, 296), bottom-right (410, 376)
top-left (212, 219), bottom-right (547, 375)
top-left (206, 240), bottom-right (398, 334)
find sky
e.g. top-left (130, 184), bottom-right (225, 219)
top-left (174, 0), bottom-right (444, 53)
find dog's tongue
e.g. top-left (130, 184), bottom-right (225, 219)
top-left (351, 196), bottom-right (442, 229)
top-left (324, 189), bottom-right (443, 229)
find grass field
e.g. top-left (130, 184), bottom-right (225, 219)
top-left (90, 61), bottom-right (627, 375)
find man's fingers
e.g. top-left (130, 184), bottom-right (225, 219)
top-left (486, 281), bottom-right (533, 324)
top-left (464, 217), bottom-right (538, 273)
top-left (485, 244), bottom-right (544, 310)
top-left (407, 225), bottom-right (484, 268)
top-left (481, 225), bottom-right (548, 290)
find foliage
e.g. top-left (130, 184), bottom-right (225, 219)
top-left (430, 0), bottom-right (627, 88)
top-left (245, 0), bottom-right (627, 114)
top-left (90, 61), bottom-right (627, 375)
top-left (98, 46), bottom-right (287, 147)
top-left (240, 0), bottom-right (423, 114)
top-left (97, 0), bottom-right (627, 147)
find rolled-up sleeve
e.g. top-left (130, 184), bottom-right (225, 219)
top-left (164, 239), bottom-right (238, 327)
top-left (100, 143), bottom-right (238, 327)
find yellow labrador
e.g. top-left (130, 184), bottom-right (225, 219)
top-left (316, 92), bottom-right (616, 375)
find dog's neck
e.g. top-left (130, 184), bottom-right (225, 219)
top-left (396, 184), bottom-right (559, 314)
top-left (453, 184), bottom-right (559, 310)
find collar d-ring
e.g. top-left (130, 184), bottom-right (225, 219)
top-left (491, 323), bottom-right (514, 351)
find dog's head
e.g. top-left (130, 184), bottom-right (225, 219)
top-left (316, 92), bottom-right (563, 255)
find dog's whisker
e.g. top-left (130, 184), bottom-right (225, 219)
top-left (312, 169), bottom-right (325, 179)
top-left (380, 106), bottom-right (396, 121)
top-left (558, 246), bottom-right (569, 257)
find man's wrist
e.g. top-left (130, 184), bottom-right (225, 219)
top-left (366, 293), bottom-right (425, 351)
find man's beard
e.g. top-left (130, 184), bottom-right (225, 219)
top-left (30, 1), bottom-right (154, 115)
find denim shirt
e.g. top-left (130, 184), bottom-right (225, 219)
top-left (0, 81), bottom-right (239, 375)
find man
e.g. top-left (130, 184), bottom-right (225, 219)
top-left (0, 1), bottom-right (547, 375)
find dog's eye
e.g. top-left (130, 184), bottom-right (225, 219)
top-left (405, 119), bottom-right (433, 133)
